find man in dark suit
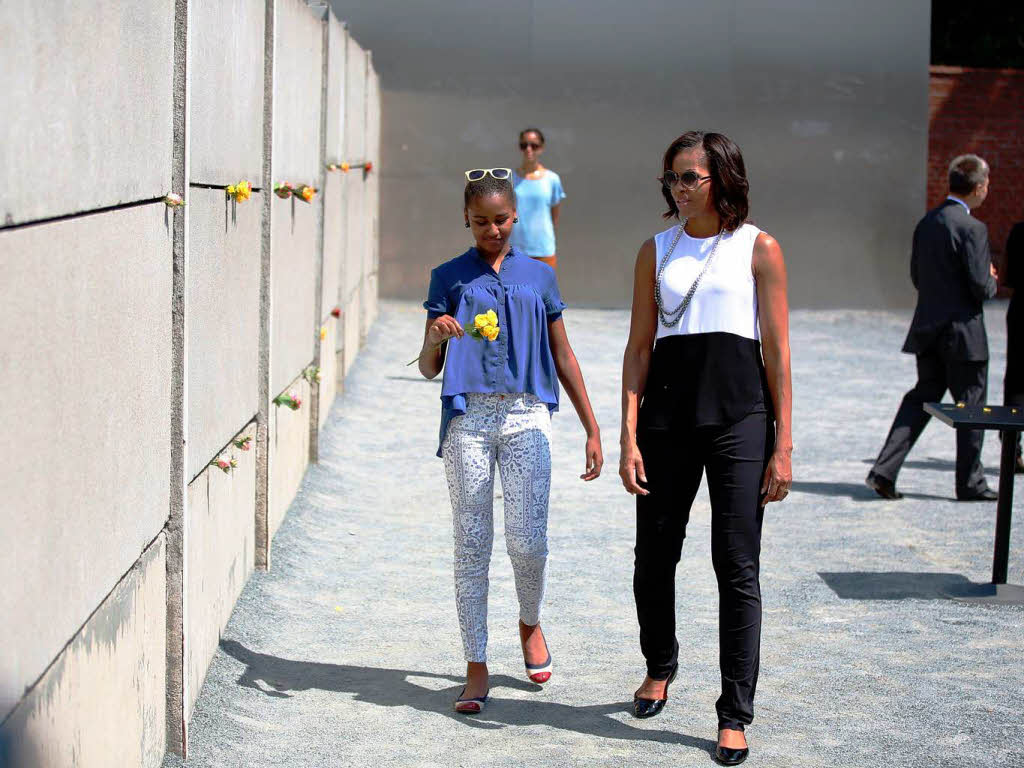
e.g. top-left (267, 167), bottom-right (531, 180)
top-left (867, 154), bottom-right (998, 501)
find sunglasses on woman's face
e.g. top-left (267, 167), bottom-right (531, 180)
top-left (661, 169), bottom-right (711, 191)
top-left (519, 142), bottom-right (542, 151)
top-left (465, 168), bottom-right (512, 182)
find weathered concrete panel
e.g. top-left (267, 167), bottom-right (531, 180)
top-left (184, 422), bottom-right (256, 725)
top-left (0, 1), bottom-right (175, 224)
top-left (318, 317), bottom-right (338, 427)
top-left (0, 536), bottom-right (167, 768)
top-left (325, 15), bottom-right (348, 164)
top-left (321, 171), bottom-right (343, 326)
top-left (0, 205), bottom-right (172, 721)
top-left (268, 376), bottom-right (311, 543)
top-left (273, 0), bottom-right (325, 181)
top-left (270, 199), bottom-right (319, 396)
top-left (187, 188), bottom-right (262, 480)
top-left (344, 39), bottom-right (367, 165)
top-left (342, 286), bottom-right (362, 376)
top-left (189, 0), bottom-right (265, 185)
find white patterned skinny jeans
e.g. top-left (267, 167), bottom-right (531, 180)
top-left (441, 393), bottom-right (552, 663)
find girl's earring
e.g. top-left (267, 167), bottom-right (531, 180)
top-left (513, 217), bottom-right (519, 224)
top-left (465, 221), bottom-right (470, 228)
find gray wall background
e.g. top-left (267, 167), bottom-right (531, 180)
top-left (333, 0), bottom-right (930, 310)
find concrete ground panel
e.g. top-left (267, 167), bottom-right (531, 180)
top-left (187, 188), bottom-right (262, 480)
top-left (184, 422), bottom-right (256, 725)
top-left (0, 205), bottom-right (172, 721)
top-left (321, 172), bottom-right (343, 325)
top-left (273, 0), bottom-right (325, 182)
top-left (268, 376), bottom-right (312, 545)
top-left (318, 317), bottom-right (338, 429)
top-left (324, 16), bottom-right (347, 164)
top-left (0, 1), bottom-right (174, 224)
top-left (0, 535), bottom-right (166, 768)
top-left (270, 200), bottom-right (319, 397)
top-left (189, 0), bottom-right (265, 186)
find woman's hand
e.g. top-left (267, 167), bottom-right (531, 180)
top-left (581, 433), bottom-right (603, 481)
top-left (426, 315), bottom-right (464, 346)
top-left (760, 449), bottom-right (792, 503)
top-left (619, 440), bottom-right (649, 496)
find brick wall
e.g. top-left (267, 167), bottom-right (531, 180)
top-left (928, 66), bottom-right (1024, 258)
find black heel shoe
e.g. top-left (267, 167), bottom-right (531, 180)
top-left (714, 730), bottom-right (749, 765)
top-left (631, 665), bottom-right (678, 719)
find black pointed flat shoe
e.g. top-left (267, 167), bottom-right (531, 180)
top-left (866, 471), bottom-right (903, 500)
top-left (714, 744), bottom-right (749, 765)
top-left (631, 665), bottom-right (677, 719)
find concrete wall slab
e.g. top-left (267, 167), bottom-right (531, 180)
top-left (187, 189), bottom-right (262, 480)
top-left (184, 422), bottom-right (256, 725)
top-left (318, 316), bottom-right (338, 427)
top-left (0, 205), bottom-right (172, 721)
top-left (189, 0), bottom-right (266, 185)
top-left (0, 535), bottom-right (167, 768)
top-left (273, 0), bottom-right (325, 181)
top-left (270, 199), bottom-right (319, 396)
top-left (325, 16), bottom-right (348, 164)
top-left (321, 172), bottom-right (343, 326)
top-left (268, 376), bottom-right (311, 544)
top-left (0, 1), bottom-right (175, 224)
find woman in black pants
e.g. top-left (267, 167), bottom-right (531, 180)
top-left (618, 131), bottom-right (793, 766)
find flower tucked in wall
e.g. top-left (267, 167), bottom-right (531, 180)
top-left (212, 455), bottom-right (238, 474)
top-left (297, 185), bottom-right (317, 203)
top-left (327, 162), bottom-right (339, 171)
top-left (274, 182), bottom-right (295, 199)
top-left (304, 365), bottom-right (324, 384)
top-left (341, 162), bottom-right (350, 173)
top-left (163, 193), bottom-right (185, 208)
top-left (233, 435), bottom-right (253, 451)
top-left (226, 180), bottom-right (252, 203)
top-left (320, 324), bottom-right (328, 341)
top-left (330, 306), bottom-right (341, 318)
top-left (273, 390), bottom-right (302, 410)
top-left (364, 161), bottom-right (373, 173)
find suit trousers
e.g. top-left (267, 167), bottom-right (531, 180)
top-left (872, 347), bottom-right (988, 496)
top-left (634, 410), bottom-right (774, 732)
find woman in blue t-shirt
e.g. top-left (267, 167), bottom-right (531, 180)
top-left (417, 169), bottom-right (602, 714)
top-left (509, 128), bottom-right (566, 271)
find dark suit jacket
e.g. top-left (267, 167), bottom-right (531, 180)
top-left (902, 199), bottom-right (997, 361)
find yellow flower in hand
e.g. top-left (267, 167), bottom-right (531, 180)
top-left (482, 324), bottom-right (500, 341)
top-left (474, 313), bottom-right (491, 330)
top-left (486, 309), bottom-right (498, 326)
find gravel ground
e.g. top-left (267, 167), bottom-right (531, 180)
top-left (168, 300), bottom-right (1024, 768)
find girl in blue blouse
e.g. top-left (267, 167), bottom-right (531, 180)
top-left (418, 169), bottom-right (602, 714)
top-left (509, 128), bottom-right (566, 271)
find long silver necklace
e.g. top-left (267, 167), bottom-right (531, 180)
top-left (654, 218), bottom-right (725, 328)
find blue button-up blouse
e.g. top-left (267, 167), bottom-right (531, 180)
top-left (423, 246), bottom-right (567, 456)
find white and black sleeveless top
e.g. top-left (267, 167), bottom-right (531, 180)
top-left (641, 223), bottom-right (772, 429)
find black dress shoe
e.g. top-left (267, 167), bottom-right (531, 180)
top-left (866, 472), bottom-right (903, 500)
top-left (714, 744), bottom-right (749, 765)
top-left (957, 487), bottom-right (998, 501)
top-left (631, 666), bottom-right (677, 719)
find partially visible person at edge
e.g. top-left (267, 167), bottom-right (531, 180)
top-left (866, 154), bottom-right (999, 501)
top-left (509, 128), bottom-right (565, 271)
top-left (417, 168), bottom-right (603, 715)
top-left (618, 131), bottom-right (793, 767)
top-left (1000, 214), bottom-right (1024, 472)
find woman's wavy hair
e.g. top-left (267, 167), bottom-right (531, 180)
top-left (661, 131), bottom-right (749, 231)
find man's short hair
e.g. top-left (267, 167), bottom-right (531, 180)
top-left (948, 154), bottom-right (989, 196)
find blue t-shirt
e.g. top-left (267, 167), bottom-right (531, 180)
top-left (423, 246), bottom-right (567, 456)
top-left (509, 170), bottom-right (566, 257)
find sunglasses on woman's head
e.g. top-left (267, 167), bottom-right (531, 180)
top-left (519, 141), bottom-right (542, 151)
top-left (661, 170), bottom-right (712, 190)
top-left (465, 168), bottom-right (512, 182)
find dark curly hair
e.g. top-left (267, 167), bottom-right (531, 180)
top-left (464, 174), bottom-right (516, 209)
top-left (661, 131), bottom-right (749, 232)
top-left (519, 127), bottom-right (545, 145)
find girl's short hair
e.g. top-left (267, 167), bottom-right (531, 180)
top-left (661, 131), bottom-right (750, 231)
top-left (464, 174), bottom-right (516, 209)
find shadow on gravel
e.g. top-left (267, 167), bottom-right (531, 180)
top-left (859, 456), bottom-right (998, 476)
top-left (818, 571), bottom-right (975, 600)
top-left (791, 481), bottom-right (949, 502)
top-left (220, 640), bottom-right (716, 754)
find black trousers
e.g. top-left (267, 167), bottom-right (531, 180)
top-left (634, 410), bottom-right (774, 731)
top-left (872, 347), bottom-right (989, 496)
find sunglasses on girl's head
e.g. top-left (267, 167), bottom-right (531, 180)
top-left (465, 168), bottom-right (512, 182)
top-left (660, 169), bottom-right (712, 190)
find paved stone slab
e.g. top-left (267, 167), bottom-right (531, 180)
top-left (169, 301), bottom-right (1024, 768)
